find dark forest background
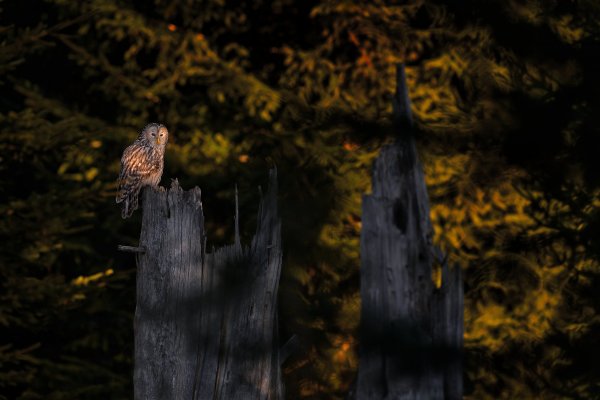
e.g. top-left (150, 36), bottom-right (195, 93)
top-left (1, 0), bottom-right (599, 399)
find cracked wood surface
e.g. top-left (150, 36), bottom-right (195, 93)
top-left (134, 169), bottom-right (282, 400)
top-left (356, 65), bottom-right (463, 400)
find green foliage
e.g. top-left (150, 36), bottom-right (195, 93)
top-left (0, 0), bottom-right (598, 399)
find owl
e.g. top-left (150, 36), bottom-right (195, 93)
top-left (116, 123), bottom-right (168, 218)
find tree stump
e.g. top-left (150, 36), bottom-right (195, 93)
top-left (356, 65), bottom-right (463, 399)
top-left (133, 169), bottom-right (283, 400)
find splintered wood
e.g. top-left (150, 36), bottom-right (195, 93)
top-left (356, 65), bottom-right (463, 400)
top-left (133, 170), bottom-right (282, 400)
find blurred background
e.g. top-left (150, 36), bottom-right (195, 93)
top-left (1, 0), bottom-right (599, 398)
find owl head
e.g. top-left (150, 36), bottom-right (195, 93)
top-left (139, 123), bottom-right (168, 148)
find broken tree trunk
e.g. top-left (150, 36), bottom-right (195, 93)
top-left (356, 64), bottom-right (463, 399)
top-left (133, 169), bottom-right (282, 400)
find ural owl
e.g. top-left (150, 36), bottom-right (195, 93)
top-left (116, 123), bottom-right (168, 218)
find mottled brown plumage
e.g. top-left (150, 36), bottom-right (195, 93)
top-left (116, 123), bottom-right (168, 218)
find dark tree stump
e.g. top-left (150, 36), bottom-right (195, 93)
top-left (356, 65), bottom-right (463, 399)
top-left (133, 169), bottom-right (283, 400)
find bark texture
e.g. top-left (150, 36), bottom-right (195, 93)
top-left (134, 169), bottom-right (282, 400)
top-left (356, 65), bottom-right (463, 400)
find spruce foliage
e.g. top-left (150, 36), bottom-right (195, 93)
top-left (0, 1), bottom-right (598, 399)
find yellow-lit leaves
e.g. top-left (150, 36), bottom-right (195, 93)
top-left (72, 268), bottom-right (114, 287)
top-left (431, 260), bottom-right (442, 289)
top-left (427, 154), bottom-right (534, 258)
top-left (466, 287), bottom-right (561, 352)
top-left (335, 293), bottom-right (360, 331)
top-left (550, 15), bottom-right (585, 44)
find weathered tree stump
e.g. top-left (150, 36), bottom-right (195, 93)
top-left (133, 169), bottom-right (282, 400)
top-left (356, 65), bottom-right (463, 399)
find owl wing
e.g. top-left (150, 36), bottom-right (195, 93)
top-left (118, 144), bottom-right (161, 180)
top-left (116, 144), bottom-right (161, 203)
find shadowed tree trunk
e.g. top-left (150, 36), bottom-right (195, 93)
top-left (356, 65), bottom-right (463, 400)
top-left (132, 169), bottom-right (283, 400)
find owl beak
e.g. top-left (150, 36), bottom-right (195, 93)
top-left (156, 138), bottom-right (161, 145)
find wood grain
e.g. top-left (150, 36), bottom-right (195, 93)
top-left (133, 170), bottom-right (282, 400)
top-left (356, 65), bottom-right (463, 400)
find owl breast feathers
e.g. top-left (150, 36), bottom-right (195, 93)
top-left (116, 123), bottom-right (168, 218)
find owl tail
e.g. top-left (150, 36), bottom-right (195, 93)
top-left (118, 192), bottom-right (139, 219)
top-left (116, 185), bottom-right (140, 219)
